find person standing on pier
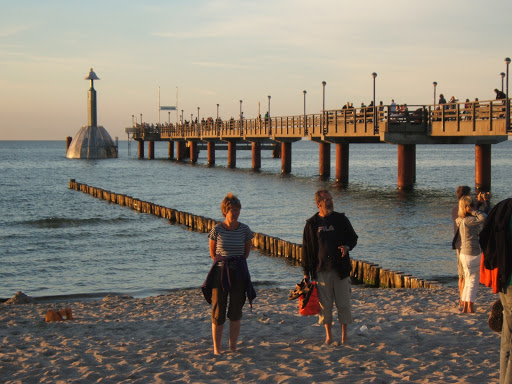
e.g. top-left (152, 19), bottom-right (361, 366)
top-left (202, 193), bottom-right (255, 355)
top-left (302, 190), bottom-right (358, 344)
top-left (495, 88), bottom-right (507, 102)
top-left (439, 94), bottom-right (447, 109)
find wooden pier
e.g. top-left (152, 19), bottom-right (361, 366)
top-left (125, 99), bottom-right (511, 191)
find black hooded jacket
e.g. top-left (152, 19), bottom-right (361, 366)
top-left (480, 198), bottom-right (512, 291)
top-left (302, 211), bottom-right (358, 281)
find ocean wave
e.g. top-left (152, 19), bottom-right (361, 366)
top-left (19, 217), bottom-right (131, 229)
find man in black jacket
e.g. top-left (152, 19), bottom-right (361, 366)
top-left (302, 190), bottom-right (358, 344)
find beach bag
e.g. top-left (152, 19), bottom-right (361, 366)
top-left (45, 308), bottom-right (73, 322)
top-left (488, 299), bottom-right (503, 333)
top-left (299, 281), bottom-right (319, 316)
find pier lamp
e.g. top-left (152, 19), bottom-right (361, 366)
top-left (501, 72), bottom-right (506, 92)
top-left (506, 57), bottom-right (511, 131)
top-left (191, 113), bottom-right (193, 124)
top-left (168, 112), bottom-right (170, 124)
top-left (181, 110), bottom-right (184, 124)
top-left (303, 90), bottom-right (307, 133)
top-left (433, 82), bottom-right (437, 107)
top-left (216, 104), bottom-right (219, 120)
top-left (240, 100), bottom-right (243, 121)
top-left (372, 72), bottom-right (377, 132)
top-left (197, 107), bottom-right (200, 124)
top-left (140, 114), bottom-right (143, 125)
top-left (322, 81), bottom-right (326, 132)
top-left (132, 114), bottom-right (135, 126)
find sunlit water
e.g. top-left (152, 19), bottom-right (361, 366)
top-left (0, 139), bottom-right (510, 299)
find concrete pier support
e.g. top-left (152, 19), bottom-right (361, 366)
top-left (397, 144), bottom-right (416, 190)
top-left (168, 141), bottom-right (174, 159)
top-left (319, 142), bottom-right (331, 178)
top-left (227, 141), bottom-right (236, 168)
top-left (475, 144), bottom-right (491, 192)
top-left (281, 142), bottom-right (292, 174)
top-left (138, 140), bottom-right (144, 159)
top-left (335, 143), bottom-right (349, 185)
top-left (207, 142), bottom-right (215, 167)
top-left (148, 141), bottom-right (155, 159)
top-left (189, 141), bottom-right (198, 164)
top-left (252, 142), bottom-right (261, 170)
top-left (176, 141), bottom-right (185, 161)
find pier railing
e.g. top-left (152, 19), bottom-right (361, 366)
top-left (128, 99), bottom-right (510, 142)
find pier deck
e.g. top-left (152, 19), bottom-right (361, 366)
top-left (124, 99), bottom-right (510, 191)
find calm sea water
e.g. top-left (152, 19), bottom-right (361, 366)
top-left (1, 139), bottom-right (511, 299)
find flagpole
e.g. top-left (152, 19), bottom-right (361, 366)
top-left (176, 87), bottom-right (179, 126)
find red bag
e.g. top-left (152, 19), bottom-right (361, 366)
top-left (45, 308), bottom-right (73, 322)
top-left (299, 281), bottom-right (319, 316)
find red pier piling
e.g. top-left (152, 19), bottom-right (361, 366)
top-left (397, 144), bottom-right (416, 190)
top-left (281, 142), bottom-right (292, 174)
top-left (319, 142), bottom-right (331, 178)
top-left (335, 143), bottom-right (349, 184)
top-left (475, 144), bottom-right (491, 192)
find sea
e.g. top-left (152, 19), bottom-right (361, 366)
top-left (1, 139), bottom-right (511, 300)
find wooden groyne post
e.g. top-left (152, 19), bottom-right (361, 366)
top-left (68, 179), bottom-right (440, 289)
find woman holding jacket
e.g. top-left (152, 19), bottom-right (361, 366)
top-left (456, 195), bottom-right (487, 313)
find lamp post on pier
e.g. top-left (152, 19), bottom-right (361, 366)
top-left (322, 81), bottom-right (326, 133)
top-left (140, 114), bottom-right (143, 125)
top-left (181, 110), bottom-right (183, 124)
top-left (433, 82), bottom-right (437, 107)
top-left (216, 104), bottom-right (219, 120)
top-left (303, 90), bottom-right (307, 134)
top-left (240, 99), bottom-right (243, 120)
top-left (500, 72), bottom-right (506, 92)
top-left (197, 107), bottom-right (200, 122)
top-left (506, 57), bottom-right (511, 131)
top-left (267, 95), bottom-right (271, 133)
top-left (372, 72), bottom-right (377, 133)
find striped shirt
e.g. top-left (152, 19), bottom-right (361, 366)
top-left (209, 222), bottom-right (253, 259)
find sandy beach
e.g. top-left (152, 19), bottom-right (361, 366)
top-left (0, 286), bottom-right (501, 383)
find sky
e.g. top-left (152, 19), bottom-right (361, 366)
top-left (1, 0), bottom-right (511, 140)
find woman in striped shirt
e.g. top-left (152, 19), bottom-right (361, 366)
top-left (204, 193), bottom-right (255, 355)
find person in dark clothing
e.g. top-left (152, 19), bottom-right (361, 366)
top-left (479, 198), bottom-right (512, 383)
top-left (302, 190), bottom-right (358, 344)
top-left (495, 88), bottom-right (507, 101)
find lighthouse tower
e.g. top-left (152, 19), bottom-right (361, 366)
top-left (66, 68), bottom-right (118, 159)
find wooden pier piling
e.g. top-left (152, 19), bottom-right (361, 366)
top-left (68, 179), bottom-right (441, 290)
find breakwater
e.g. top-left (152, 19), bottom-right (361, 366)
top-left (68, 179), bottom-right (439, 289)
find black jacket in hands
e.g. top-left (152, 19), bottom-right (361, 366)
top-left (302, 211), bottom-right (358, 281)
top-left (480, 198), bottom-right (512, 292)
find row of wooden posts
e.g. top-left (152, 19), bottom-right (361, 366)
top-left (69, 179), bottom-right (439, 289)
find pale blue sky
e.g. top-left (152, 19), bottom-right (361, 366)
top-left (1, 0), bottom-right (510, 140)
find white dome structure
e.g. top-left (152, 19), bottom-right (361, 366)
top-left (66, 68), bottom-right (118, 159)
top-left (66, 125), bottom-right (118, 158)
